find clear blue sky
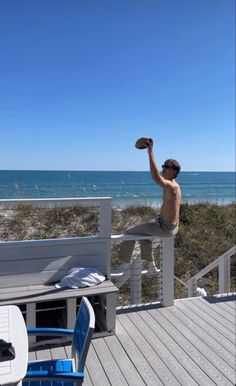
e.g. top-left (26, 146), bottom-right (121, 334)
top-left (0, 0), bottom-right (235, 171)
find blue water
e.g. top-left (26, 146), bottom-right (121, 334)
top-left (0, 170), bottom-right (235, 207)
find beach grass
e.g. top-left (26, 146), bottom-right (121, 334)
top-left (0, 202), bottom-right (235, 299)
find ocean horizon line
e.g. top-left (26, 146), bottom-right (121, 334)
top-left (0, 169), bottom-right (235, 173)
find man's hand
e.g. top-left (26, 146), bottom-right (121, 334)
top-left (147, 138), bottom-right (154, 154)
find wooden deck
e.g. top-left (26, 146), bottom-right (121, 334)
top-left (29, 294), bottom-right (236, 386)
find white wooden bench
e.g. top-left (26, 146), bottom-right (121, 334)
top-left (0, 198), bottom-right (118, 338)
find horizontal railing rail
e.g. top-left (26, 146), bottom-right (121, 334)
top-left (188, 245), bottom-right (236, 297)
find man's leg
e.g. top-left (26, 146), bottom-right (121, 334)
top-left (118, 238), bottom-right (136, 263)
top-left (119, 221), bottom-right (166, 263)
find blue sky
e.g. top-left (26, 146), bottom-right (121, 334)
top-left (0, 0), bottom-right (235, 171)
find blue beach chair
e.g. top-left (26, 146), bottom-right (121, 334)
top-left (23, 297), bottom-right (95, 386)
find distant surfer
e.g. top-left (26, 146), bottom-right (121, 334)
top-left (119, 137), bottom-right (181, 269)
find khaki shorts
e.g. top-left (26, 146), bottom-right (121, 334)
top-left (126, 217), bottom-right (179, 238)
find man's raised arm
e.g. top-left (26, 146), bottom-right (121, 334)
top-left (147, 141), bottom-right (172, 189)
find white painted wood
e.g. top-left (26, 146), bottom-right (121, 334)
top-left (0, 197), bottom-right (118, 337)
top-left (0, 197), bottom-right (112, 240)
top-left (106, 293), bottom-right (117, 333)
top-left (188, 278), bottom-right (198, 297)
top-left (219, 256), bottom-right (231, 294)
top-left (187, 246), bottom-right (235, 296)
top-left (104, 239), bottom-right (112, 278)
top-left (130, 256), bottom-right (142, 304)
top-left (111, 234), bottom-right (161, 241)
top-left (111, 234), bottom-right (161, 304)
top-left (0, 238), bottom-right (109, 288)
top-left (0, 281), bottom-right (118, 305)
top-left (0, 197), bottom-right (112, 209)
top-left (66, 298), bottom-right (77, 329)
top-left (26, 303), bottom-right (36, 345)
top-left (98, 200), bottom-right (112, 238)
top-left (160, 237), bottom-right (174, 306)
top-left (111, 263), bottom-right (160, 290)
top-left (194, 245), bottom-right (235, 281)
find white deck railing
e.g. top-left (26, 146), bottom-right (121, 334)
top-left (187, 245), bottom-right (236, 297)
top-left (111, 235), bottom-right (175, 306)
top-left (0, 197), bottom-right (113, 238)
top-left (0, 197), bottom-right (175, 308)
top-left (1, 197), bottom-right (234, 309)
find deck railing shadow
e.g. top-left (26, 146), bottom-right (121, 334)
top-left (203, 293), bottom-right (236, 304)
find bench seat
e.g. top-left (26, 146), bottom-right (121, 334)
top-left (0, 280), bottom-right (117, 305)
top-left (0, 235), bottom-right (118, 338)
top-left (0, 280), bottom-right (118, 339)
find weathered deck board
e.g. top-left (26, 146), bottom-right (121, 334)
top-left (92, 337), bottom-right (128, 385)
top-left (214, 301), bottom-right (236, 320)
top-left (103, 334), bottom-right (146, 385)
top-left (190, 298), bottom-right (235, 333)
top-left (167, 305), bottom-right (235, 370)
top-left (85, 343), bottom-right (111, 386)
top-left (178, 298), bottom-right (235, 343)
top-left (161, 308), bottom-right (234, 384)
top-left (28, 295), bottom-right (236, 386)
top-left (140, 308), bottom-right (217, 385)
top-left (115, 317), bottom-right (164, 385)
top-left (174, 299), bottom-right (234, 354)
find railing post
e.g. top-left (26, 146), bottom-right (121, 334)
top-left (130, 255), bottom-right (142, 304)
top-left (98, 199), bottom-right (112, 238)
top-left (188, 278), bottom-right (198, 297)
top-left (99, 199), bottom-right (112, 277)
top-left (219, 256), bottom-right (231, 294)
top-left (160, 237), bottom-right (174, 306)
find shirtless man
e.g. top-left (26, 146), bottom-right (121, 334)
top-left (148, 140), bottom-right (181, 227)
top-left (119, 138), bottom-right (181, 264)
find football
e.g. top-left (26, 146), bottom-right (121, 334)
top-left (135, 137), bottom-right (153, 149)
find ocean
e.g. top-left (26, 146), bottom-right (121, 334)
top-left (0, 170), bottom-right (235, 207)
